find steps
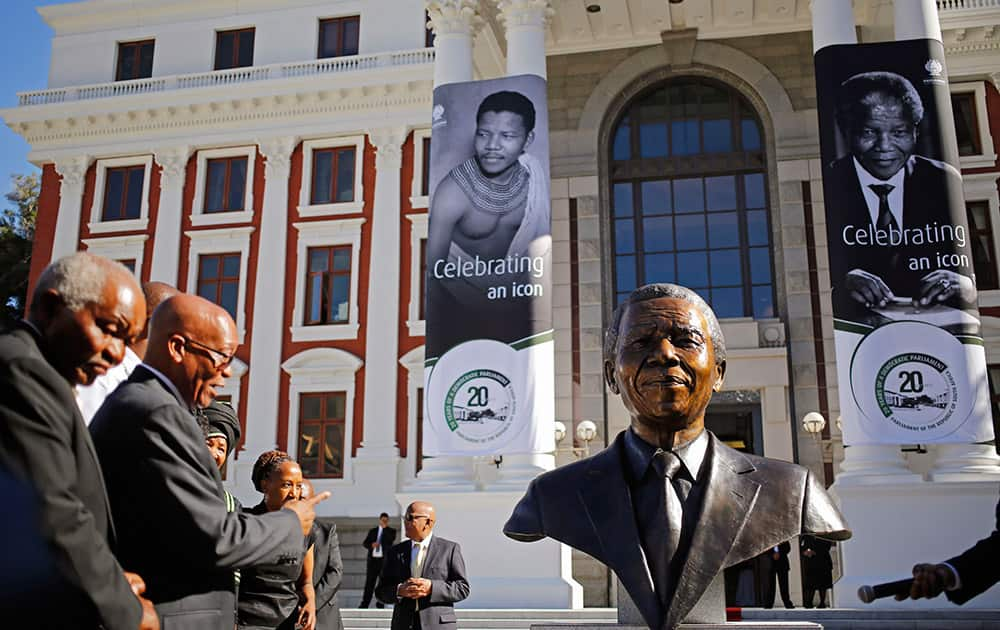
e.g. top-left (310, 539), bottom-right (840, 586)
top-left (740, 607), bottom-right (1000, 629)
top-left (340, 608), bottom-right (617, 630)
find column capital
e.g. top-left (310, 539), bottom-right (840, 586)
top-left (53, 155), bottom-right (90, 188)
top-left (153, 146), bottom-right (191, 182)
top-left (495, 0), bottom-right (553, 29)
top-left (426, 0), bottom-right (486, 38)
top-left (257, 136), bottom-right (298, 180)
top-left (368, 126), bottom-right (408, 172)
top-left (990, 72), bottom-right (1000, 94)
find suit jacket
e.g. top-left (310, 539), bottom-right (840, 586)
top-left (0, 324), bottom-right (141, 630)
top-left (825, 155), bottom-right (969, 315)
top-left (504, 430), bottom-right (850, 630)
top-left (946, 491), bottom-right (1000, 605)
top-left (376, 536), bottom-right (470, 630)
top-left (90, 365), bottom-right (303, 630)
top-left (312, 519), bottom-right (344, 630)
top-left (364, 525), bottom-right (397, 560)
top-left (770, 541), bottom-right (792, 572)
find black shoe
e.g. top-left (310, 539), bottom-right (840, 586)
top-left (376, 603), bottom-right (385, 609)
top-left (784, 603), bottom-right (795, 609)
top-left (818, 603), bottom-right (828, 609)
top-left (360, 603), bottom-right (369, 609)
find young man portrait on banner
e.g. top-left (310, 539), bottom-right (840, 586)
top-left (825, 71), bottom-right (976, 324)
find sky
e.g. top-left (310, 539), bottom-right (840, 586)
top-left (0, 1), bottom-right (78, 196)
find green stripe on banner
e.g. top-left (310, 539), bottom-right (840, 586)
top-left (425, 357), bottom-right (438, 368)
top-left (510, 329), bottom-right (555, 350)
top-left (833, 319), bottom-right (874, 335)
top-left (957, 335), bottom-right (984, 346)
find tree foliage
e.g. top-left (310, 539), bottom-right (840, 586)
top-left (1, 173), bottom-right (39, 327)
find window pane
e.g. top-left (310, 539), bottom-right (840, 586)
top-left (674, 214), bottom-right (706, 250)
top-left (222, 254), bottom-right (240, 277)
top-left (710, 287), bottom-right (744, 318)
top-left (308, 276), bottom-right (322, 322)
top-left (206, 160), bottom-right (227, 212)
top-left (298, 424), bottom-right (321, 475)
top-left (237, 30), bottom-right (255, 67)
top-left (228, 159), bottom-right (247, 211)
top-left (642, 217), bottom-right (672, 252)
top-left (323, 424), bottom-right (344, 477)
top-left (640, 180), bottom-right (671, 215)
top-left (125, 168), bottom-right (144, 219)
top-left (613, 121), bottom-right (631, 160)
top-left (335, 149), bottom-right (355, 202)
top-left (331, 275), bottom-right (350, 322)
top-left (968, 201), bottom-right (998, 290)
top-left (328, 393), bottom-right (346, 418)
top-left (311, 151), bottom-right (333, 204)
top-left (703, 120), bottom-right (731, 153)
top-left (309, 248), bottom-right (329, 272)
top-left (750, 247), bottom-right (772, 283)
top-left (710, 249), bottom-right (742, 285)
top-left (343, 18), bottom-right (360, 55)
top-left (700, 84), bottom-right (730, 117)
top-left (747, 209), bottom-right (769, 246)
top-left (677, 251), bottom-right (708, 287)
top-left (744, 173), bottom-right (765, 209)
top-left (199, 256), bottom-right (218, 281)
top-left (615, 219), bottom-right (635, 254)
top-left (196, 282), bottom-right (215, 302)
top-left (332, 248), bottom-right (351, 271)
top-left (103, 170), bottom-right (124, 220)
top-left (644, 253), bottom-right (675, 284)
top-left (673, 178), bottom-right (703, 213)
top-left (616, 255), bottom-right (636, 292)
top-left (613, 183), bottom-right (633, 217)
top-left (752, 285), bottom-right (775, 318)
top-left (741, 119), bottom-right (761, 151)
top-left (705, 176), bottom-right (736, 211)
top-left (671, 120), bottom-right (699, 155)
top-left (139, 42), bottom-right (154, 78)
top-left (952, 93), bottom-right (981, 156)
top-left (320, 21), bottom-right (341, 58)
top-left (708, 212), bottom-right (739, 248)
top-left (215, 32), bottom-right (235, 70)
top-left (117, 45), bottom-right (135, 81)
top-left (220, 282), bottom-right (238, 318)
top-left (639, 123), bottom-right (668, 158)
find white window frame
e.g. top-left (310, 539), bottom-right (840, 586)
top-left (964, 172), bottom-right (1000, 308)
top-left (298, 136), bottom-right (366, 217)
top-left (185, 226), bottom-right (254, 343)
top-left (410, 128), bottom-right (431, 209)
top-left (282, 347), bottom-right (363, 486)
top-left (291, 218), bottom-right (365, 342)
top-left (191, 146), bottom-right (256, 226)
top-left (88, 155), bottom-right (153, 234)
top-left (399, 345), bottom-right (424, 479)
top-left (405, 213), bottom-right (428, 337)
top-left (951, 82), bottom-right (997, 169)
top-left (81, 233), bottom-right (148, 280)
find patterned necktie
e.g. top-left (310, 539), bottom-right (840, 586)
top-left (656, 451), bottom-right (684, 572)
top-left (411, 542), bottom-right (426, 578)
top-left (869, 183), bottom-right (898, 231)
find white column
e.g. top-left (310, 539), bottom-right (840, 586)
top-left (149, 146), bottom-right (191, 284)
top-left (930, 443), bottom-right (1000, 481)
top-left (235, 136), bottom-right (297, 498)
top-left (496, 0), bottom-right (552, 78)
top-left (426, 0), bottom-right (484, 87)
top-left (51, 156), bottom-right (90, 260)
top-left (810, 0), bottom-right (856, 53)
top-left (894, 0), bottom-right (942, 43)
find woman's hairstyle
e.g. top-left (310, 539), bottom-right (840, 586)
top-left (251, 449), bottom-right (295, 492)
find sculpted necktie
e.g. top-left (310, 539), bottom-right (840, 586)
top-left (869, 183), bottom-right (898, 232)
top-left (656, 451), bottom-right (684, 573)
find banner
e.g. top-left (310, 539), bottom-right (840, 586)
top-left (422, 74), bottom-right (554, 456)
top-left (815, 39), bottom-right (993, 445)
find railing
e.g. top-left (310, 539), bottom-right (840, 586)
top-left (17, 47), bottom-right (435, 107)
top-left (937, 0), bottom-right (1000, 10)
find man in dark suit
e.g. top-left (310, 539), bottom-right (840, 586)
top-left (90, 293), bottom-right (329, 629)
top-left (825, 71), bottom-right (975, 320)
top-left (301, 480), bottom-right (344, 630)
top-left (504, 284), bottom-right (850, 630)
top-left (361, 512), bottom-right (397, 608)
top-left (377, 501), bottom-right (470, 630)
top-left (0, 252), bottom-right (159, 630)
top-left (762, 541), bottom-right (794, 609)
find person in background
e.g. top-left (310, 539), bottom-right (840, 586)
top-left (800, 535), bottom-right (834, 609)
top-left (361, 512), bottom-right (397, 608)
top-left (301, 479), bottom-right (344, 630)
top-left (763, 541), bottom-right (794, 609)
top-left (200, 399), bottom-right (244, 602)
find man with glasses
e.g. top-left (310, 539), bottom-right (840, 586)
top-left (377, 502), bottom-right (469, 630)
top-left (91, 294), bottom-right (330, 629)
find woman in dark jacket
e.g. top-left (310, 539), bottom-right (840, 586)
top-left (238, 450), bottom-right (317, 630)
top-left (800, 535), bottom-right (834, 608)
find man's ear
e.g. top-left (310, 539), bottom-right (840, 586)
top-left (712, 360), bottom-right (727, 392)
top-left (166, 334), bottom-right (186, 364)
top-left (32, 289), bottom-right (64, 328)
top-left (523, 130), bottom-right (535, 151)
top-left (604, 360), bottom-right (619, 395)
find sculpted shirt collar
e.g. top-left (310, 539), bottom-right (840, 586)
top-left (138, 362), bottom-right (189, 411)
top-left (624, 426), bottom-right (708, 483)
top-left (853, 155), bottom-right (907, 228)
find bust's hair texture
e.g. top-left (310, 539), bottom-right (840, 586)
top-left (836, 71), bottom-right (924, 132)
top-left (477, 90), bottom-right (536, 134)
top-left (603, 283), bottom-right (727, 366)
top-left (251, 449), bottom-right (294, 492)
top-left (32, 252), bottom-right (132, 313)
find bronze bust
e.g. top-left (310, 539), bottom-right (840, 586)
top-left (504, 284), bottom-right (850, 629)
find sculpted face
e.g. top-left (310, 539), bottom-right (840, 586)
top-left (849, 93), bottom-right (917, 181)
top-left (606, 297), bottom-right (724, 439)
top-left (474, 110), bottom-right (534, 180)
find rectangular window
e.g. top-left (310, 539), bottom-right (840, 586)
top-left (318, 16), bottom-right (360, 58)
top-left (298, 392), bottom-right (346, 478)
top-left (419, 238), bottom-right (427, 320)
top-left (421, 137), bottom-right (431, 197)
top-left (952, 92), bottom-right (982, 157)
top-left (102, 166), bottom-right (146, 221)
top-left (305, 245), bottom-right (352, 325)
top-left (967, 200), bottom-right (998, 290)
top-left (215, 28), bottom-right (255, 70)
top-left (205, 156), bottom-right (248, 213)
top-left (310, 147), bottom-right (356, 205)
top-left (197, 253), bottom-right (241, 319)
top-left (116, 40), bottom-right (154, 81)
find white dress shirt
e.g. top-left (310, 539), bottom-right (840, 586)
top-left (75, 347), bottom-right (141, 425)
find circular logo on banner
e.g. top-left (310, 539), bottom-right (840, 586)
top-left (851, 321), bottom-right (970, 441)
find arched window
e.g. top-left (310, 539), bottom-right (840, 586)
top-left (609, 77), bottom-right (775, 319)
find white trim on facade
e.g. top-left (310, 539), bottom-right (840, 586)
top-left (409, 127), bottom-right (431, 209)
top-left (290, 217), bottom-right (365, 342)
top-left (81, 233), bottom-right (148, 279)
top-left (88, 155), bottom-right (153, 234)
top-left (399, 345), bottom-right (424, 480)
top-left (297, 135), bottom-right (366, 217)
top-left (405, 212), bottom-right (427, 338)
top-left (952, 81), bottom-right (997, 169)
top-left (190, 145), bottom-right (257, 226)
top-left (281, 347), bottom-right (364, 487)
top-left (964, 171), bottom-right (1000, 308)
top-left (184, 226), bottom-right (255, 343)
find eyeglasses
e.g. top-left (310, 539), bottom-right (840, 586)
top-left (404, 513), bottom-right (431, 523)
top-left (182, 336), bottom-right (236, 370)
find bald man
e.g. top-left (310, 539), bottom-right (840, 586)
top-left (77, 281), bottom-right (179, 425)
top-left (90, 294), bottom-right (329, 630)
top-left (0, 252), bottom-right (158, 629)
top-left (377, 502), bottom-right (469, 630)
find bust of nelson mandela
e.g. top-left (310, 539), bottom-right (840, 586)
top-left (504, 283), bottom-right (850, 630)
